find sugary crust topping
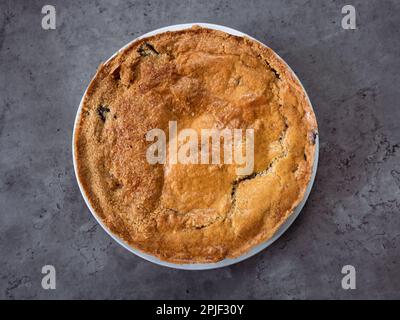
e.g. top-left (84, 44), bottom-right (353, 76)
top-left (74, 27), bottom-right (318, 263)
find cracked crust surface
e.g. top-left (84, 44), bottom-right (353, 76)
top-left (74, 27), bottom-right (318, 263)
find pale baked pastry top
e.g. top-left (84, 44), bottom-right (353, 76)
top-left (74, 27), bottom-right (318, 263)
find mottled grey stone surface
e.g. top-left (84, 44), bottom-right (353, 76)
top-left (0, 0), bottom-right (399, 299)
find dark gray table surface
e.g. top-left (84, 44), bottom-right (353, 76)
top-left (1, 0), bottom-right (399, 299)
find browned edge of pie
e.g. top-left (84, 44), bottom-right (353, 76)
top-left (73, 26), bottom-right (318, 264)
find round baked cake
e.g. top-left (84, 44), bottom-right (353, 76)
top-left (74, 27), bottom-right (318, 263)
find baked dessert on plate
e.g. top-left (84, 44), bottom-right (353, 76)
top-left (73, 23), bottom-right (318, 268)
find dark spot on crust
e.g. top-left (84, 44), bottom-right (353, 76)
top-left (259, 54), bottom-right (280, 79)
top-left (138, 42), bottom-right (159, 56)
top-left (310, 130), bottom-right (318, 145)
top-left (268, 65), bottom-right (280, 79)
top-left (97, 105), bottom-right (110, 122)
top-left (112, 181), bottom-right (123, 190)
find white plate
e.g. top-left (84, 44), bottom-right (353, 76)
top-left (72, 23), bottom-right (319, 270)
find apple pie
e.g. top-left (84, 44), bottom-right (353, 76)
top-left (74, 27), bottom-right (318, 263)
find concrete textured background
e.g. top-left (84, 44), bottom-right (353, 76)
top-left (0, 0), bottom-right (399, 299)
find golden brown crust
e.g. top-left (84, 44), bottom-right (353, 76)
top-left (74, 27), bottom-right (318, 263)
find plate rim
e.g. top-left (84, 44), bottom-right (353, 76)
top-left (72, 22), bottom-right (319, 270)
